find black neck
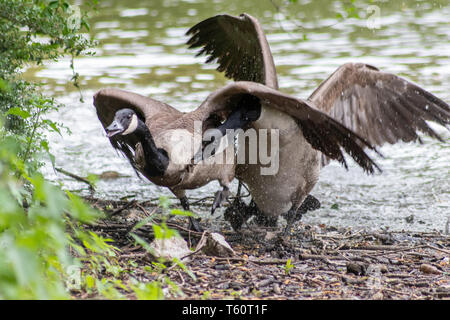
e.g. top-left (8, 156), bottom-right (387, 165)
top-left (134, 119), bottom-right (169, 176)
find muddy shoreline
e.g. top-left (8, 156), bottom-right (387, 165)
top-left (78, 196), bottom-right (450, 300)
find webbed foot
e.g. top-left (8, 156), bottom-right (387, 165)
top-left (282, 195), bottom-right (321, 235)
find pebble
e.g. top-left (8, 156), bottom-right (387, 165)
top-left (214, 264), bottom-right (230, 271)
top-left (229, 282), bottom-right (242, 289)
top-left (346, 262), bottom-right (368, 276)
top-left (273, 283), bottom-right (281, 295)
top-left (419, 263), bottom-right (441, 275)
top-left (256, 278), bottom-right (273, 288)
top-left (371, 291), bottom-right (384, 300)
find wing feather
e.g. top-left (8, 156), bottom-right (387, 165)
top-left (309, 63), bottom-right (450, 166)
top-left (196, 81), bottom-right (381, 174)
top-left (186, 13), bottom-right (278, 89)
top-left (309, 63), bottom-right (449, 145)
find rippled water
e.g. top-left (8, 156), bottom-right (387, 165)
top-left (26, 0), bottom-right (449, 232)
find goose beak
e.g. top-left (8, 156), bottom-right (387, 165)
top-left (105, 120), bottom-right (124, 138)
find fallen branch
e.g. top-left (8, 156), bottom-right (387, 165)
top-left (56, 167), bottom-right (95, 191)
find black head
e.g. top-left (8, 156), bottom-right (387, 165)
top-left (105, 108), bottom-right (139, 138)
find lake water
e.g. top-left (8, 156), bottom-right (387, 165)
top-left (26, 0), bottom-right (449, 232)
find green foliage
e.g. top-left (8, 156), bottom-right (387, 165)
top-left (0, 141), bottom-right (102, 299)
top-left (284, 258), bottom-right (295, 275)
top-left (0, 0), bottom-right (95, 173)
top-left (0, 0), bottom-right (194, 300)
top-left (0, 0), bottom-right (128, 300)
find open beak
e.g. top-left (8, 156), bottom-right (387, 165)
top-left (105, 120), bottom-right (124, 138)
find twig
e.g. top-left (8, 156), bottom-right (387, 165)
top-left (426, 244), bottom-right (450, 255)
top-left (56, 167), bottom-right (95, 191)
top-left (136, 203), bottom-right (156, 217)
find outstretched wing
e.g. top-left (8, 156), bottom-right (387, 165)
top-left (93, 88), bottom-right (180, 172)
top-left (309, 63), bottom-right (450, 147)
top-left (186, 13), bottom-right (278, 89)
top-left (195, 81), bottom-right (381, 174)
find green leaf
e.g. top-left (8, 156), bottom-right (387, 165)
top-left (7, 107), bottom-right (32, 119)
top-left (170, 209), bottom-right (195, 217)
top-left (152, 224), bottom-right (164, 239)
top-left (85, 275), bottom-right (95, 289)
top-left (0, 78), bottom-right (11, 92)
top-left (172, 258), bottom-right (197, 281)
top-left (43, 119), bottom-right (62, 136)
top-left (48, 1), bottom-right (59, 9)
top-left (86, 173), bottom-right (99, 187)
top-left (40, 140), bottom-right (55, 168)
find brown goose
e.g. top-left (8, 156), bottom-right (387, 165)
top-left (186, 13), bottom-right (450, 230)
top-left (94, 79), bottom-right (386, 232)
top-left (93, 88), bottom-right (236, 231)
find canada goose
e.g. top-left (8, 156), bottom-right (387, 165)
top-left (93, 88), bottom-right (236, 231)
top-left (94, 78), bottom-right (389, 233)
top-left (186, 13), bottom-right (450, 231)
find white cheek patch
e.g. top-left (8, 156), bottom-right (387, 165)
top-left (122, 114), bottom-right (138, 135)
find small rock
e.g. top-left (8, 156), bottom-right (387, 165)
top-left (419, 263), bottom-right (441, 275)
top-left (405, 214), bottom-right (414, 223)
top-left (149, 236), bottom-right (191, 261)
top-left (264, 231), bottom-right (277, 241)
top-left (368, 264), bottom-right (388, 274)
top-left (273, 283), bottom-right (281, 295)
top-left (346, 262), bottom-right (368, 276)
top-left (217, 282), bottom-right (229, 290)
top-left (214, 264), bottom-right (230, 271)
top-left (376, 257), bottom-right (390, 265)
top-left (196, 232), bottom-right (235, 257)
top-left (371, 291), bottom-right (384, 300)
top-left (256, 278), bottom-right (273, 288)
top-left (379, 265), bottom-right (388, 273)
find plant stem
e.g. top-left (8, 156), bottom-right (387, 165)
top-left (23, 106), bottom-right (42, 165)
